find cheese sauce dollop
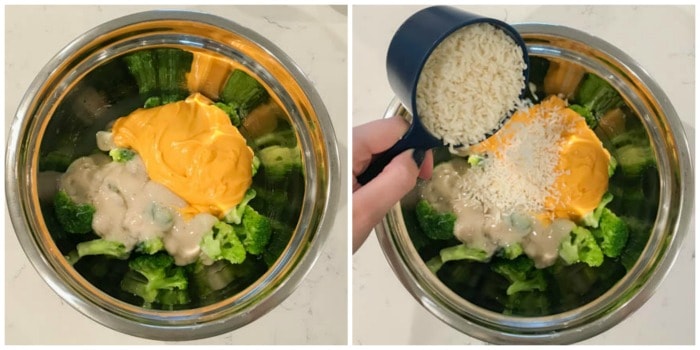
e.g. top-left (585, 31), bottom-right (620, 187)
top-left (112, 93), bottom-right (253, 218)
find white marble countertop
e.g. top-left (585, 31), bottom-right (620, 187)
top-left (5, 5), bottom-right (348, 345)
top-left (352, 5), bottom-right (694, 345)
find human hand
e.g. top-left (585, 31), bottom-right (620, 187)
top-left (352, 116), bottom-right (433, 253)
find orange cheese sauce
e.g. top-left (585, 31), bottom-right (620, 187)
top-left (111, 93), bottom-right (254, 218)
top-left (471, 96), bottom-right (610, 221)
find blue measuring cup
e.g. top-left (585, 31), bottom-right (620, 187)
top-left (356, 6), bottom-right (529, 185)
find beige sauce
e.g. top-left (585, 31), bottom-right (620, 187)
top-left (59, 154), bottom-right (216, 265)
top-left (421, 159), bottom-right (576, 268)
top-left (521, 219), bottom-right (575, 268)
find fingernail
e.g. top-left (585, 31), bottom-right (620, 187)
top-left (412, 149), bottom-right (426, 167)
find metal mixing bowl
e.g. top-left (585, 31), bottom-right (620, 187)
top-left (375, 23), bottom-right (693, 344)
top-left (5, 11), bottom-right (339, 340)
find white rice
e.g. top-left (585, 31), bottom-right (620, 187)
top-left (416, 23), bottom-right (527, 147)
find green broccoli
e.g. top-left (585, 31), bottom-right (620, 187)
top-left (503, 291), bottom-right (550, 316)
top-left (143, 96), bottom-right (162, 108)
top-left (439, 244), bottom-right (490, 264)
top-left (155, 48), bottom-right (193, 103)
top-left (491, 256), bottom-right (547, 296)
top-left (109, 148), bottom-right (135, 162)
top-left (220, 70), bottom-right (269, 118)
top-left (135, 237), bottom-right (165, 255)
top-left (62, 239), bottom-right (128, 268)
top-left (559, 226), bottom-right (604, 267)
top-left (615, 143), bottom-right (655, 177)
top-left (425, 243), bottom-right (489, 275)
top-left (569, 104), bottom-right (598, 129)
top-left (40, 150), bottom-right (73, 173)
top-left (592, 208), bottom-right (629, 258)
top-left (224, 189), bottom-right (257, 225)
top-left (415, 199), bottom-right (455, 240)
top-left (156, 289), bottom-right (191, 310)
top-left (214, 102), bottom-right (241, 127)
top-left (189, 258), bottom-right (266, 304)
top-left (238, 206), bottom-right (272, 255)
top-left (54, 190), bottom-right (95, 234)
top-left (608, 155), bottom-right (618, 177)
top-left (611, 128), bottom-right (648, 148)
top-left (467, 154), bottom-right (486, 167)
top-left (75, 239), bottom-right (129, 261)
top-left (620, 216), bottom-right (653, 271)
top-left (253, 129), bottom-right (297, 149)
top-left (498, 243), bottom-right (524, 260)
top-left (575, 73), bottom-right (624, 122)
top-left (123, 50), bottom-right (157, 96)
top-left (200, 221), bottom-right (247, 265)
top-left (258, 145), bottom-right (302, 180)
top-left (263, 219), bottom-right (294, 267)
top-left (425, 256), bottom-right (444, 274)
top-left (120, 253), bottom-right (190, 308)
top-left (581, 192), bottom-right (614, 228)
top-left (251, 155), bottom-right (261, 177)
top-left (123, 48), bottom-right (192, 102)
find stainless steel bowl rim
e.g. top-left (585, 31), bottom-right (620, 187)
top-left (6, 10), bottom-right (340, 340)
top-left (375, 23), bottom-right (693, 344)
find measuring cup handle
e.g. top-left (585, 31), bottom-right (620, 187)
top-left (356, 134), bottom-right (419, 186)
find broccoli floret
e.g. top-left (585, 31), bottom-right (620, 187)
top-left (143, 96), bottom-right (162, 108)
top-left (214, 102), bottom-right (242, 127)
top-left (498, 243), bottom-right (524, 260)
top-left (559, 226), bottom-right (604, 267)
top-left (491, 256), bottom-right (547, 296)
top-left (616, 143), bottom-right (655, 177)
top-left (592, 208), bottom-right (629, 258)
top-left (189, 258), bottom-right (266, 304)
top-left (154, 48), bottom-right (193, 102)
top-left (503, 291), bottom-right (550, 316)
top-left (575, 73), bottom-right (624, 120)
top-left (123, 50), bottom-right (157, 96)
top-left (54, 190), bottom-right (95, 234)
top-left (581, 192), bottom-right (614, 228)
top-left (156, 289), bottom-right (191, 310)
top-left (425, 244), bottom-right (489, 282)
top-left (75, 239), bottom-right (129, 261)
top-left (415, 199), bottom-right (455, 240)
top-left (253, 129), bottom-right (297, 149)
top-left (239, 206), bottom-right (272, 255)
top-left (40, 151), bottom-right (73, 173)
top-left (258, 145), bottom-right (302, 180)
top-left (200, 221), bottom-right (247, 265)
top-left (425, 256), bottom-right (444, 274)
top-left (120, 253), bottom-right (190, 308)
top-left (251, 155), bottom-right (260, 177)
top-left (620, 216), bottom-right (653, 271)
top-left (109, 148), bottom-right (135, 162)
top-left (608, 155), bottom-right (618, 177)
top-left (467, 154), bottom-right (486, 167)
top-left (611, 128), bottom-right (648, 148)
top-left (439, 244), bottom-right (490, 263)
top-left (569, 104), bottom-right (597, 129)
top-left (223, 189), bottom-right (257, 225)
top-left (220, 70), bottom-right (269, 118)
top-left (135, 237), bottom-right (165, 255)
top-left (123, 48), bottom-right (192, 102)
top-left (263, 219), bottom-right (294, 267)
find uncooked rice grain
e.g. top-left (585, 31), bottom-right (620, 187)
top-left (416, 23), bottom-right (526, 148)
